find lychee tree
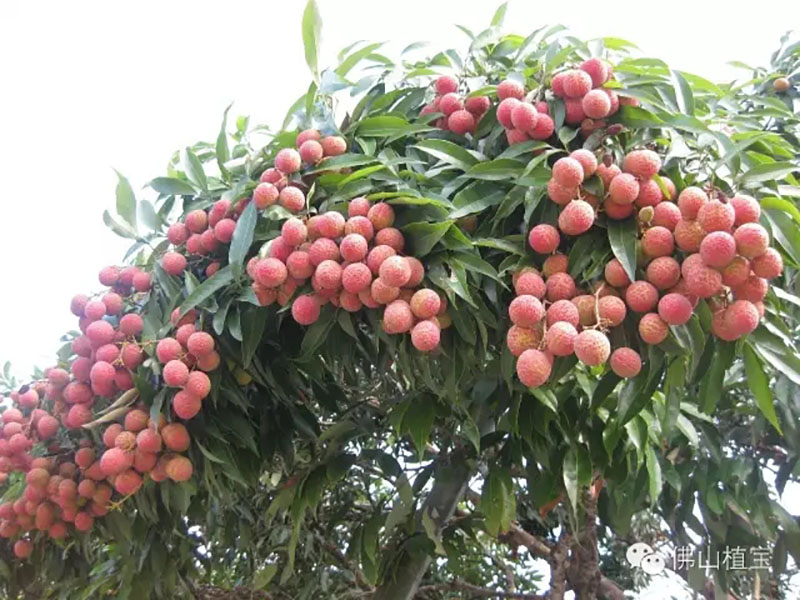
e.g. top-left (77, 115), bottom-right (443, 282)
top-left (2, 3), bottom-right (800, 599)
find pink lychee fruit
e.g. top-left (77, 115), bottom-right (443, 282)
top-left (411, 320), bottom-right (441, 352)
top-left (545, 321), bottom-right (578, 356)
top-left (609, 348), bottom-right (642, 378)
top-left (608, 174), bottom-right (640, 205)
top-left (528, 224), bottom-right (560, 254)
top-left (626, 281), bottom-right (659, 313)
top-left (622, 150), bottom-right (661, 180)
top-left (291, 295), bottom-right (321, 325)
top-left (677, 187), bottom-right (708, 219)
top-left (516, 349), bottom-right (551, 388)
top-left (558, 200), bottom-right (595, 235)
top-left (733, 223), bottom-right (769, 258)
top-left (639, 312), bottom-right (669, 344)
top-left (574, 330), bottom-right (610, 366)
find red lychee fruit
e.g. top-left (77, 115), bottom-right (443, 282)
top-left (168, 223), bottom-right (189, 245)
top-left (685, 265), bottom-right (723, 298)
top-left (320, 136), bottom-right (347, 157)
top-left (465, 95), bottom-right (490, 115)
top-left (410, 289), bottom-right (441, 319)
top-left (542, 254), bottom-right (568, 278)
top-left (163, 360), bottom-right (189, 387)
top-left (496, 97), bottom-right (520, 129)
top-left (697, 200), bottom-right (735, 233)
top-left (339, 234), bottom-right (368, 262)
top-left (506, 325), bottom-right (542, 357)
top-left (253, 258), bottom-right (288, 289)
top-left (622, 150), bottom-right (662, 180)
top-left (604, 258), bottom-right (631, 288)
top-left (253, 182), bottom-right (279, 209)
top-left (646, 256), bottom-right (681, 290)
top-left (382, 300), bottom-right (414, 334)
top-left (733, 275), bottom-right (768, 303)
top-left (185, 371), bottom-right (211, 399)
top-left (185, 210), bottom-right (208, 233)
top-left (124, 409), bottom-right (149, 433)
top-left (547, 299), bottom-right (580, 327)
top-left (509, 295), bottom-right (545, 328)
top-left (173, 390), bottom-right (202, 420)
top-left (274, 148), bottom-right (301, 174)
top-left (510, 102), bottom-right (538, 133)
top-left (528, 224), bottom-right (560, 254)
top-left (448, 110), bottom-right (475, 135)
top-left (751, 248), bottom-right (783, 279)
top-left (367, 203), bottom-right (395, 231)
top-left (641, 226), bottom-right (675, 258)
top-left (734, 223), bottom-right (769, 258)
top-left (598, 295), bottom-right (627, 327)
top-left (558, 200), bottom-right (595, 235)
top-left (161, 252), bottom-right (187, 277)
top-left (657, 293), bottom-right (693, 325)
top-left (296, 129), bottom-right (321, 147)
top-left (516, 349), bottom-right (551, 388)
top-left (280, 218), bottom-right (307, 248)
top-left (562, 69), bottom-right (592, 98)
top-left (136, 428), bottom-right (161, 454)
top-left (286, 251), bottom-right (313, 281)
top-left (348, 196), bottom-right (370, 218)
top-left (186, 332), bottom-right (214, 358)
top-left (609, 174), bottom-right (640, 205)
top-left (341, 263), bottom-right (372, 294)
top-left (579, 58), bottom-right (609, 87)
top-left (547, 179), bottom-right (577, 205)
top-left (564, 98), bottom-right (586, 125)
top-left (721, 256), bottom-right (751, 287)
top-left (14, 539), bottom-right (32, 559)
top-left (625, 281), bottom-right (659, 313)
top-left (379, 256), bottom-right (411, 287)
top-left (411, 320), bottom-right (440, 352)
top-left (582, 89), bottom-right (611, 119)
top-left (166, 455), bottom-right (193, 482)
top-left (279, 186), bottom-right (306, 213)
top-left (299, 140), bottom-right (323, 165)
top-left (725, 300), bottom-right (760, 336)
top-left (161, 423), bottom-right (190, 452)
top-left (545, 321), bottom-right (578, 356)
top-left (553, 157), bottom-right (584, 188)
top-left (569, 149), bottom-right (597, 178)
top-left (405, 257), bottom-right (425, 288)
top-left (114, 469), bottom-right (142, 495)
top-left (530, 113), bottom-right (555, 140)
top-left (574, 330), bottom-right (610, 366)
top-left (435, 75), bottom-right (458, 95)
top-left (677, 187), bottom-right (707, 219)
top-left (635, 180), bottom-right (664, 208)
top-left (639, 312), bottom-right (668, 344)
top-left (100, 448), bottom-right (132, 476)
top-left (652, 201), bottom-right (681, 230)
top-left (609, 348), bottom-right (642, 378)
top-left (546, 272), bottom-right (576, 301)
top-left (514, 270), bottom-right (546, 298)
top-left (497, 79), bottom-right (525, 100)
top-left (730, 194), bottom-right (760, 226)
top-left (309, 238), bottom-right (341, 266)
top-left (213, 218), bottom-right (236, 244)
top-left (674, 219), bottom-right (706, 252)
top-left (699, 231), bottom-right (736, 268)
top-left (291, 294), bottom-right (320, 325)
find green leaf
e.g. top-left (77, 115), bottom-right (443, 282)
top-left (241, 306), bottom-right (268, 368)
top-left (608, 218), bottom-right (637, 281)
top-left (182, 147), bottom-right (208, 192)
top-left (402, 399), bottom-right (436, 459)
top-left (740, 161), bottom-right (798, 185)
top-left (228, 201), bottom-right (258, 279)
top-left (301, 0), bottom-right (322, 80)
top-left (645, 444), bottom-right (662, 507)
top-left (413, 139), bottom-right (479, 171)
top-left (671, 70), bottom-right (694, 116)
top-left (402, 221), bottom-right (453, 256)
top-left (482, 468), bottom-right (514, 536)
top-left (563, 447), bottom-right (579, 518)
top-left (216, 104), bottom-right (231, 179)
top-left (355, 115), bottom-right (410, 137)
top-left (491, 2), bottom-right (508, 26)
top-left (102, 209), bottom-right (137, 239)
top-left (464, 158), bottom-right (524, 181)
top-left (114, 170), bottom-right (137, 230)
top-left (149, 177), bottom-right (196, 196)
top-left (743, 343), bottom-right (782, 434)
top-left (178, 266), bottom-right (233, 318)
top-left (699, 340), bottom-right (735, 413)
top-left (335, 42), bottom-right (383, 78)
top-left (253, 565), bottom-right (278, 590)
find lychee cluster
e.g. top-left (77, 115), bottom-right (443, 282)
top-left (494, 79), bottom-right (556, 145)
top-left (419, 75), bottom-right (490, 136)
top-left (246, 196), bottom-right (448, 352)
top-left (0, 265), bottom-right (218, 556)
top-left (507, 258), bottom-right (642, 388)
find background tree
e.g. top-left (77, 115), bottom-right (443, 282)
top-left (0, 3), bottom-right (799, 599)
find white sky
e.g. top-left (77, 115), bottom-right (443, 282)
top-left (1, 3), bottom-right (799, 594)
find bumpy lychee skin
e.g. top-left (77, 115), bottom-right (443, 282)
top-left (546, 272), bottom-right (576, 302)
top-left (562, 69), bottom-right (592, 98)
top-left (685, 265), bottom-right (723, 298)
top-left (751, 248), bottom-right (783, 279)
top-left (514, 270), bottom-right (546, 298)
top-left (435, 75), bottom-right (459, 95)
top-left (626, 281), bottom-right (659, 313)
top-left (530, 113), bottom-right (556, 140)
top-left (375, 227), bottom-right (405, 252)
top-left (733, 275), bottom-right (769, 303)
top-left (646, 256), bottom-right (681, 290)
top-left (547, 179), bottom-right (577, 205)
top-left (185, 371), bottom-right (211, 399)
top-left (641, 226), bottom-right (674, 258)
top-left (309, 238), bottom-right (341, 266)
top-left (161, 423), bottom-right (190, 452)
top-left (509, 295), bottom-right (545, 327)
top-left (552, 157), bottom-right (584, 188)
top-left (697, 200), bottom-right (735, 233)
top-left (411, 320), bottom-right (441, 352)
top-left (605, 200), bottom-right (634, 220)
top-left (598, 296), bottom-right (627, 327)
top-left (635, 180), bottom-right (663, 208)
top-left (539, 300), bottom-right (577, 330)
top-left (254, 258), bottom-right (288, 288)
top-left (639, 312), bottom-right (669, 344)
top-left (274, 148), bottom-right (301, 174)
top-left (379, 256), bottom-right (412, 287)
top-left (339, 233), bottom-right (368, 263)
top-left (565, 98), bottom-right (586, 125)
top-left (545, 321), bottom-right (578, 356)
top-left (543, 253), bottom-right (569, 277)
top-left (574, 330), bottom-right (610, 366)
top-left (558, 200), bottom-right (595, 235)
top-left (510, 102), bottom-right (539, 133)
top-left (410, 289), bottom-right (441, 319)
top-left (448, 110), bottom-right (476, 135)
top-left (699, 231), bottom-right (736, 268)
top-left (348, 196), bottom-right (370, 218)
top-left (674, 219), bottom-right (706, 252)
top-left (14, 539), bottom-right (32, 559)
top-left (711, 309), bottom-right (739, 341)
top-left (725, 300), bottom-right (760, 336)
top-left (299, 139), bottom-right (323, 165)
top-left (528, 224), bottom-right (560, 254)
top-left (320, 136), bottom-right (347, 157)
top-left (496, 97), bottom-right (520, 129)
top-left (291, 294), bottom-right (321, 325)
top-left (571, 295), bottom-right (597, 326)
top-left (370, 278), bottom-right (400, 304)
top-left (279, 186), bottom-right (306, 213)
top-left (622, 149), bottom-right (662, 180)
top-left (658, 293), bottom-right (693, 325)
top-left (604, 258), bottom-right (631, 288)
top-left (677, 187), bottom-right (708, 219)
top-left (438, 92), bottom-right (464, 116)
top-left (652, 202), bottom-right (681, 231)
top-left (596, 163), bottom-right (621, 188)
top-left (100, 448), bottom-right (132, 477)
top-left (342, 263), bottom-right (372, 294)
top-left (608, 173), bottom-right (640, 205)
top-left (506, 325), bottom-right (540, 357)
top-left (609, 348), bottom-right (642, 378)
top-left (570, 149), bottom-right (597, 178)
top-left (382, 300), bottom-right (414, 334)
top-left (186, 331), bottom-right (214, 357)
top-left (734, 223), bottom-right (769, 258)
top-left (163, 360), bottom-right (189, 387)
top-left (721, 256), bottom-right (750, 287)
top-left (516, 349), bottom-right (552, 388)
top-left (165, 455), bottom-right (193, 482)
top-left (497, 79), bottom-right (525, 100)
top-left (582, 89), bottom-right (611, 119)
top-left (730, 194), bottom-right (760, 226)
top-left (579, 57), bottom-right (609, 87)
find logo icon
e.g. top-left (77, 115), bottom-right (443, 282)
top-left (626, 542), bottom-right (666, 575)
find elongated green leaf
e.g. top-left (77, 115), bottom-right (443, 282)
top-left (645, 444), bottom-right (662, 507)
top-left (102, 209), bottom-right (137, 239)
top-left (301, 0), bottom-right (321, 80)
top-left (414, 139), bottom-right (479, 171)
top-left (229, 201), bottom-right (258, 279)
top-left (178, 267), bottom-right (233, 317)
top-left (356, 115), bottom-right (410, 136)
top-left (743, 343), bottom-right (782, 433)
top-left (608, 218), bottom-right (637, 281)
top-left (740, 161), bottom-right (798, 185)
top-left (402, 221), bottom-right (453, 256)
top-left (464, 158), bottom-right (524, 181)
top-left (114, 170), bottom-right (137, 230)
top-left (563, 447), bottom-right (579, 518)
top-left (216, 104), bottom-right (231, 179)
top-left (182, 147), bottom-right (208, 192)
top-left (671, 70), bottom-right (694, 116)
top-left (699, 340), bottom-right (735, 413)
top-left (241, 306), bottom-right (268, 368)
top-left (335, 42), bottom-right (383, 77)
top-left (149, 177), bottom-right (196, 196)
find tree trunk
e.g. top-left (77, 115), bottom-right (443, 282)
top-left (371, 453), bottom-right (472, 600)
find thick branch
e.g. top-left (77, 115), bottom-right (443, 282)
top-left (417, 580), bottom-right (544, 599)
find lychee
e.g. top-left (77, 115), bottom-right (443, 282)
top-left (751, 248), bottom-right (783, 279)
top-left (547, 179), bottom-right (577, 205)
top-left (448, 110), bottom-right (476, 135)
top-left (100, 448), bottom-right (132, 476)
top-left (438, 93), bottom-right (463, 116)
top-left (509, 295), bottom-right (545, 327)
top-left (574, 330), bottom-right (610, 366)
top-left (608, 174), bottom-right (640, 204)
top-left (609, 348), bottom-right (642, 378)
top-left (674, 219), bottom-right (706, 252)
top-left (641, 226), bottom-right (674, 257)
top-left (543, 253), bottom-right (568, 277)
top-left (516, 349), bottom-right (551, 388)
top-left (496, 98), bottom-right (520, 129)
top-left (410, 289), bottom-right (441, 319)
top-left (697, 200), bottom-right (735, 232)
top-left (299, 140), bottom-right (323, 165)
top-left (622, 150), bottom-right (662, 180)
top-left (530, 113), bottom-right (555, 140)
top-left (370, 278), bottom-right (400, 304)
top-left (173, 390), bottom-right (202, 419)
top-left (734, 223), bottom-right (769, 258)
top-left (348, 196), bottom-right (370, 218)
top-left (185, 210), bottom-right (208, 233)
top-left (274, 148), bottom-right (301, 174)
top-left (558, 200), bottom-right (594, 235)
top-left (379, 256), bottom-right (411, 287)
top-left (375, 227), bottom-right (405, 252)
top-left (291, 295), bottom-right (320, 325)
top-left (497, 79), bottom-right (525, 100)
top-left (382, 300), bottom-right (414, 334)
top-left (721, 256), bottom-right (751, 287)
top-left (545, 322), bottom-right (578, 356)
top-left (367, 203), bottom-right (395, 231)
top-left (562, 69), bottom-right (592, 97)
top-left (730, 194), bottom-right (760, 226)
top-left (342, 263), bottom-right (373, 293)
top-left (506, 325), bottom-right (542, 357)
top-left (599, 295), bottom-right (627, 326)
top-left (625, 281), bottom-right (659, 312)
top-left (579, 58), bottom-right (608, 87)
top-left (281, 218), bottom-right (307, 247)
top-left (546, 299), bottom-right (580, 327)
top-left (636, 180), bottom-right (664, 208)
top-left (320, 136), bottom-right (347, 157)
top-left (677, 187), bottom-right (708, 219)
top-left (345, 216), bottom-right (375, 241)
top-left (309, 238), bottom-right (341, 266)
top-left (646, 256), bottom-right (681, 290)
top-left (166, 455), bottom-right (193, 482)
top-left (340, 234), bottom-right (368, 262)
top-left (582, 89), bottom-right (611, 119)
top-left (657, 293), bottom-right (693, 325)
top-left (254, 258), bottom-right (288, 288)
top-left (514, 270), bottom-right (546, 298)
top-left (511, 102), bottom-right (539, 133)
top-left (546, 272), bottom-right (576, 301)
top-left (435, 75), bottom-right (459, 95)
top-left (724, 300), bottom-right (760, 336)
top-left (604, 258), bottom-right (631, 288)
top-left (253, 182), bottom-right (279, 209)
top-left (279, 186), bottom-right (306, 212)
top-left (186, 332), bottom-right (214, 357)
top-left (161, 423), bottom-right (190, 452)
top-left (552, 157), bottom-right (584, 188)
top-left (411, 320), bottom-right (441, 352)
top-left (685, 265), bottom-right (722, 298)
top-left (733, 275), bottom-right (768, 303)
top-left (639, 312), bottom-right (669, 344)
top-left (699, 231), bottom-right (736, 268)
top-left (528, 224), bottom-right (560, 254)
top-left (652, 202), bottom-right (681, 230)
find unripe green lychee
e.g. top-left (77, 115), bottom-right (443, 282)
top-left (516, 349), bottom-right (551, 388)
top-left (609, 348), bottom-right (642, 378)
